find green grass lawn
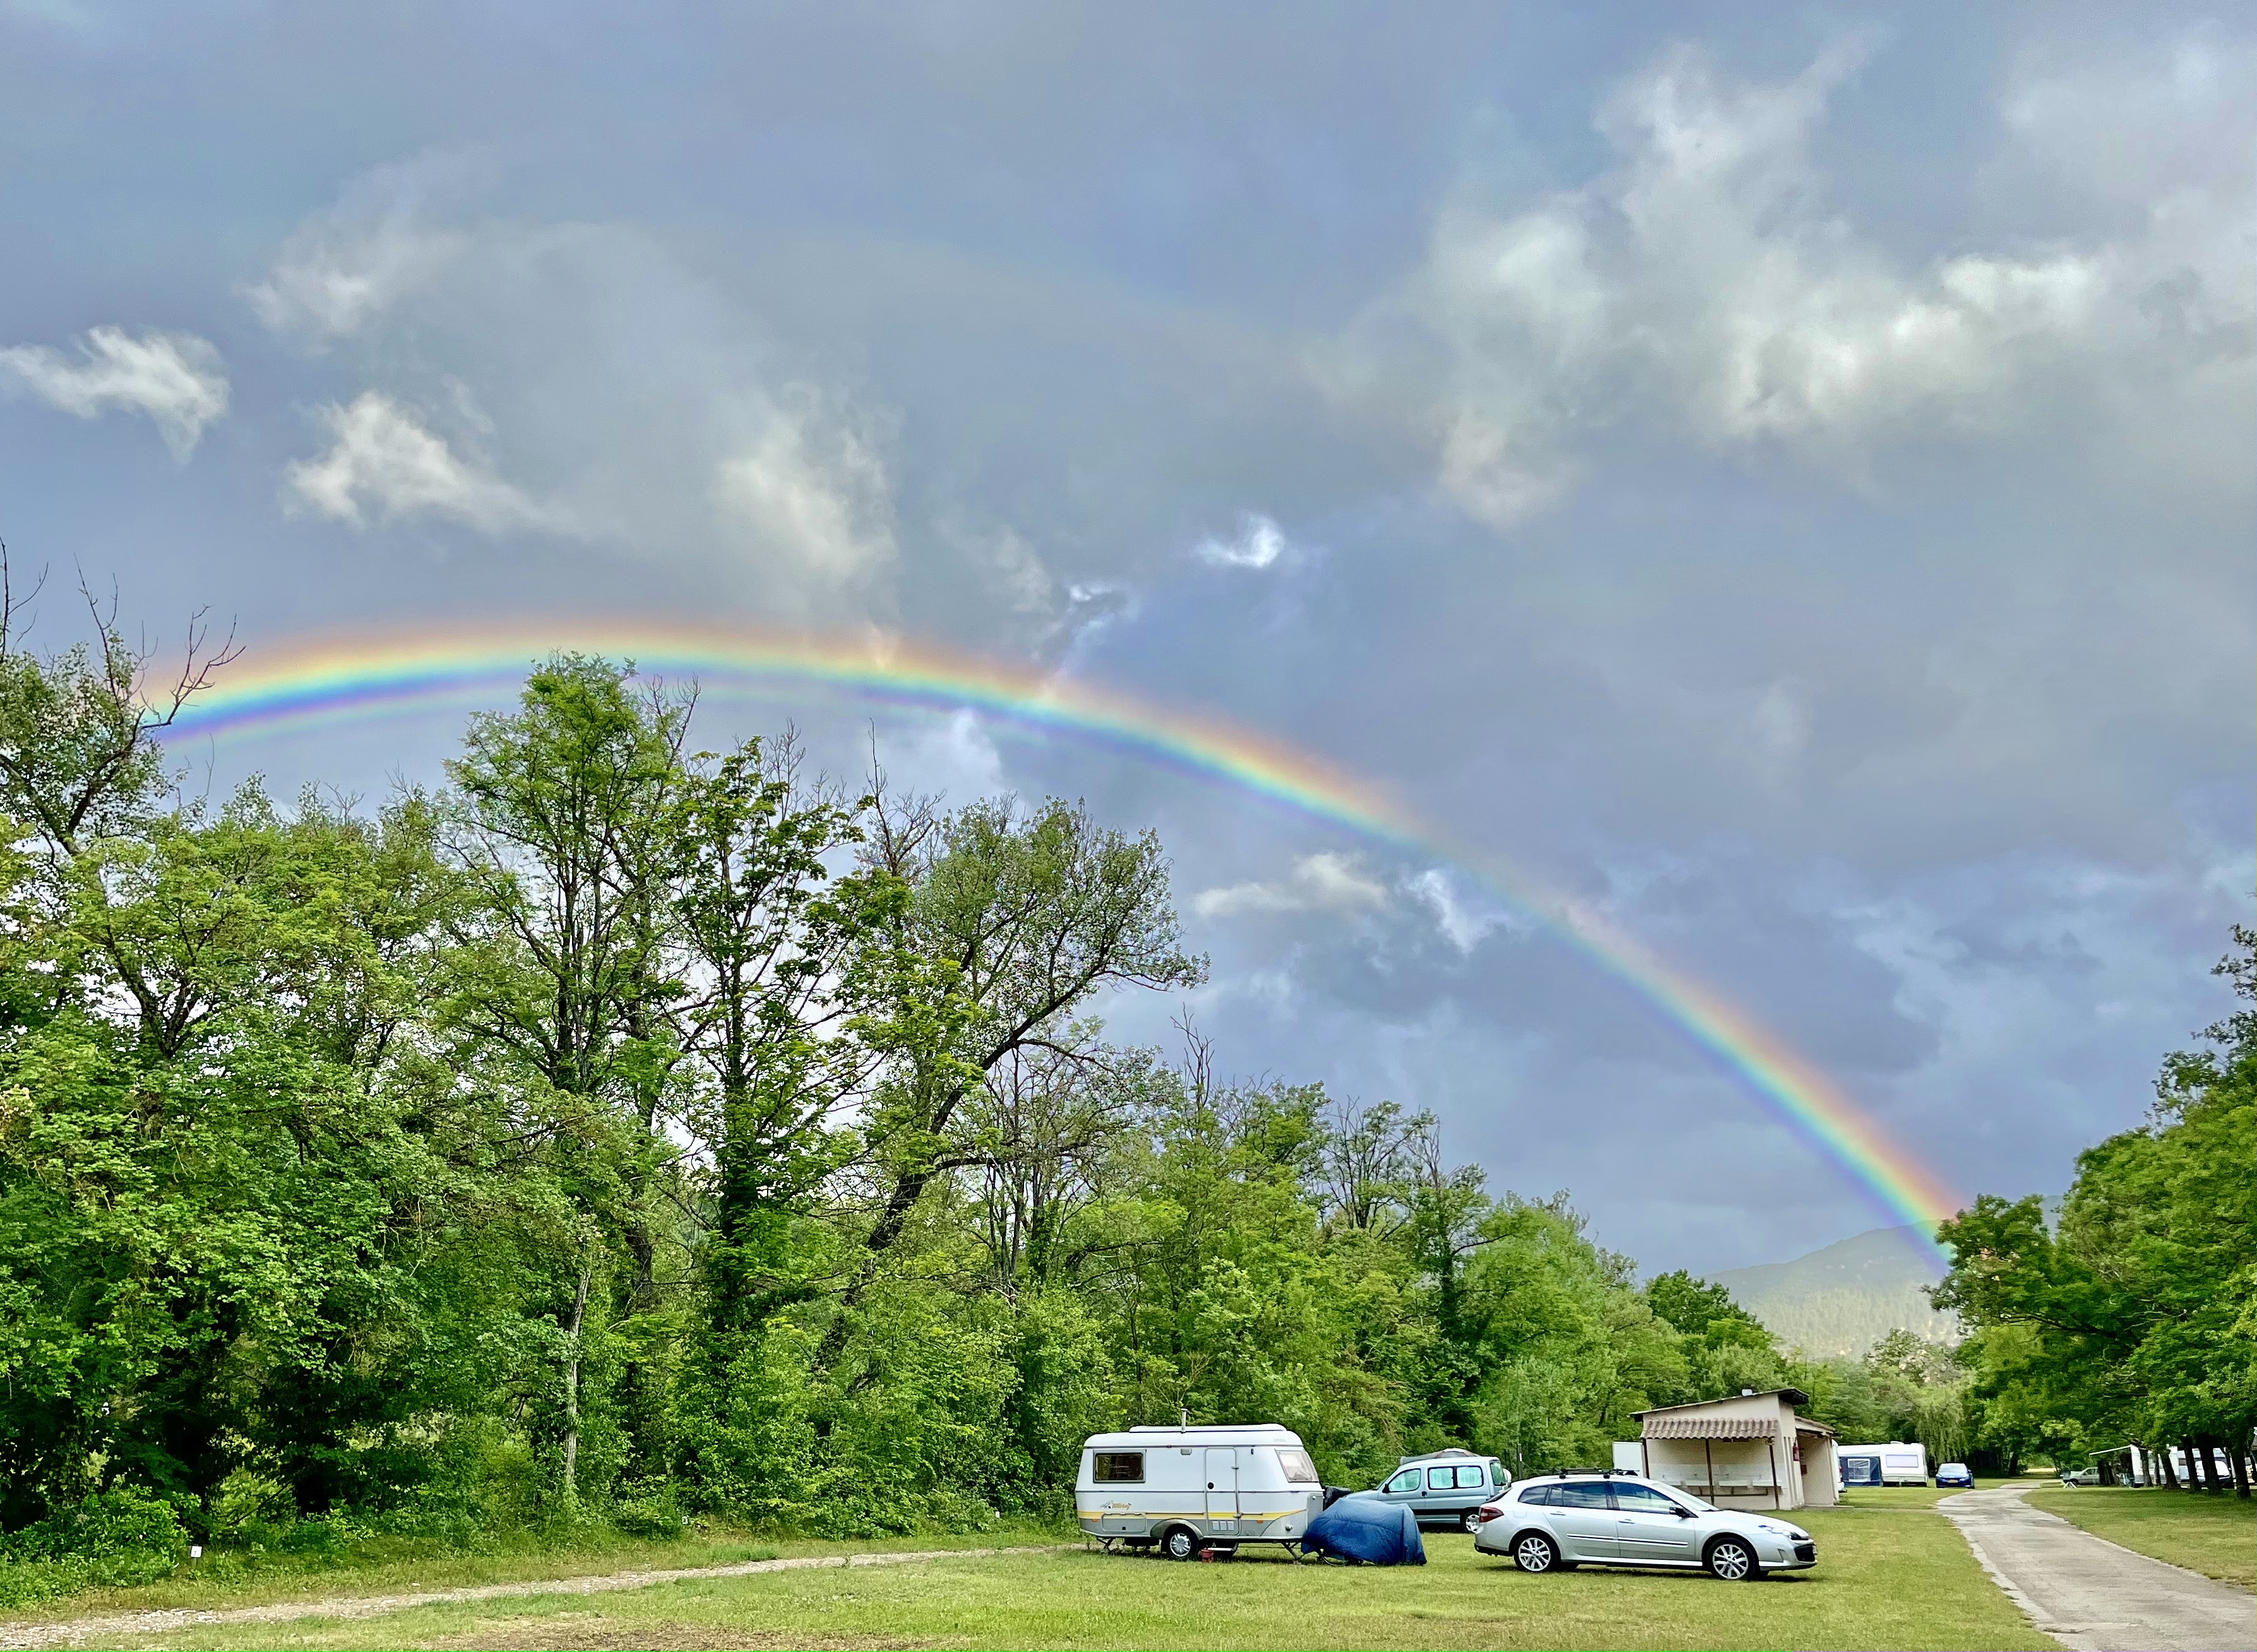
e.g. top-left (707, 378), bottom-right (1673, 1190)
top-left (0, 1526), bottom-right (1062, 1625)
top-left (1831, 1485), bottom-right (1967, 1509)
top-left (2026, 1485), bottom-right (2256, 1588)
top-left (114, 1507), bottom-right (2049, 1652)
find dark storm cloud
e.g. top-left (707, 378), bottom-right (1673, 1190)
top-left (0, 0), bottom-right (2247, 1271)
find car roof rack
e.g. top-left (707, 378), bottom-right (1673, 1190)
top-left (1540, 1468), bottom-right (1645, 1479)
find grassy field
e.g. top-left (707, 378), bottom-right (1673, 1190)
top-left (0, 1528), bottom-right (1061, 1625)
top-left (107, 1506), bottom-right (2049, 1652)
top-left (2026, 1485), bottom-right (2256, 1587)
top-left (1831, 1484), bottom-right (1967, 1509)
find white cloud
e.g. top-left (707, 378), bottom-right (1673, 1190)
top-left (713, 396), bottom-right (896, 593)
top-left (284, 391), bottom-right (551, 532)
top-left (245, 157), bottom-right (471, 341)
top-left (1399, 35), bottom-right (2254, 523)
top-left (979, 525), bottom-right (1056, 617)
top-left (1195, 513), bottom-right (1289, 569)
top-left (882, 708), bottom-right (1007, 803)
top-left (1407, 868), bottom-right (1510, 954)
top-left (1194, 851), bottom-right (1390, 919)
top-left (0, 325), bottom-right (229, 457)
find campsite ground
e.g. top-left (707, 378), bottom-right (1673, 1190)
top-left (0, 1530), bottom-right (1056, 1625)
top-left (64, 1506), bottom-right (2047, 1652)
top-left (2024, 1484), bottom-right (2257, 1587)
top-left (1830, 1484), bottom-right (1965, 1509)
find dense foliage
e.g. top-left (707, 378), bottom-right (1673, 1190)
top-left (0, 617), bottom-right (2109, 1594)
top-left (1934, 931), bottom-right (2257, 1494)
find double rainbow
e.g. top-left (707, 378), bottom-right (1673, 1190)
top-left (164, 621), bottom-right (1959, 1252)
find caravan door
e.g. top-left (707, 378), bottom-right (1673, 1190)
top-left (1205, 1449), bottom-right (1239, 1523)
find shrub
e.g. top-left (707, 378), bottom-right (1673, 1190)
top-left (0, 1487), bottom-right (190, 1607)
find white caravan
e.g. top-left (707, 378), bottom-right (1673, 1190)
top-left (1077, 1424), bottom-right (1326, 1559)
top-left (1837, 1442), bottom-right (1929, 1487)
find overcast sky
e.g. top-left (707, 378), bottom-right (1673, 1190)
top-left (2, 1), bottom-right (2248, 1273)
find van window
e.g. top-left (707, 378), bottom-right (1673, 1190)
top-left (1386, 1468), bottom-right (1422, 1494)
top-left (1277, 1449), bottom-right (1318, 1484)
top-left (1427, 1466), bottom-right (1455, 1490)
top-left (1092, 1452), bottom-right (1144, 1483)
top-left (1454, 1465), bottom-right (1486, 1489)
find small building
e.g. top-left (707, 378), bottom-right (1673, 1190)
top-left (1631, 1389), bottom-right (1837, 1511)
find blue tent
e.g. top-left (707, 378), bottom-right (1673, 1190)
top-left (1299, 1498), bottom-right (1427, 1565)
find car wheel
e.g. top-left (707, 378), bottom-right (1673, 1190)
top-left (1460, 1509), bottom-right (1483, 1535)
top-left (1513, 1531), bottom-right (1562, 1574)
top-left (1160, 1525), bottom-right (1198, 1562)
top-left (1705, 1536), bottom-right (1760, 1581)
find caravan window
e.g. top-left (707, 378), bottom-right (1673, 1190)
top-left (1277, 1449), bottom-right (1319, 1484)
top-left (1092, 1452), bottom-right (1145, 1483)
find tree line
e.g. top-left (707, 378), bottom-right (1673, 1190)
top-left (1936, 930), bottom-right (2256, 1497)
top-left (0, 611), bottom-right (2035, 1581)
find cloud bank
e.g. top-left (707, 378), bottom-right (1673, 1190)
top-left (1383, 37), bottom-right (2254, 525)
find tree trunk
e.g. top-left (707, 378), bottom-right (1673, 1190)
top-left (2159, 1443), bottom-right (2180, 1489)
top-left (2230, 1440), bottom-right (2250, 1500)
top-left (2183, 1437), bottom-right (2209, 1493)
top-left (562, 1264), bottom-right (591, 1501)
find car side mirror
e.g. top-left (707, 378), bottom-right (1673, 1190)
top-left (1673, 1506), bottom-right (1695, 1518)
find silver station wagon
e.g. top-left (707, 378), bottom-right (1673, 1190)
top-left (1473, 1471), bottom-right (1816, 1580)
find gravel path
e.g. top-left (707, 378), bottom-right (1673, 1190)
top-left (0, 1545), bottom-right (1061, 1650)
top-left (1940, 1484), bottom-right (2253, 1652)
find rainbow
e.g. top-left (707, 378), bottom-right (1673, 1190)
top-left (162, 620), bottom-right (1959, 1252)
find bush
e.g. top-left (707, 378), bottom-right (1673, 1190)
top-left (0, 1487), bottom-right (190, 1607)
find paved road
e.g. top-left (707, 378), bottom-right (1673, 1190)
top-left (1940, 1483), bottom-right (2254, 1651)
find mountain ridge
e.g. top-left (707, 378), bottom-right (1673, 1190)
top-left (1706, 1225), bottom-right (1958, 1358)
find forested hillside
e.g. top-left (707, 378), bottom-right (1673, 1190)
top-left (1710, 1227), bottom-right (1958, 1358)
top-left (0, 622), bottom-right (2042, 1588)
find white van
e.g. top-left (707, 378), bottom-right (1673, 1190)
top-left (1837, 1442), bottom-right (1929, 1487)
top-left (1076, 1424), bottom-right (1326, 1560)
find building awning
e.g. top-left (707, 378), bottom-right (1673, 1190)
top-left (1794, 1419), bottom-right (1837, 1438)
top-left (1642, 1417), bottom-right (1779, 1441)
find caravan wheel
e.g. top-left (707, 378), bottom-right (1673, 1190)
top-left (1159, 1526), bottom-right (1199, 1562)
